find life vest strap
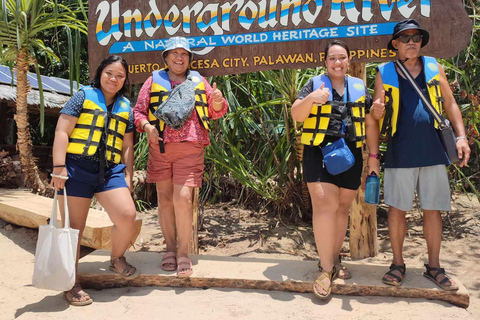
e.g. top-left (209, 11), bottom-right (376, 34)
top-left (110, 114), bottom-right (129, 125)
top-left (106, 129), bottom-right (124, 140)
top-left (302, 128), bottom-right (347, 138)
top-left (307, 113), bottom-right (343, 120)
top-left (75, 124), bottom-right (104, 131)
top-left (105, 145), bottom-right (122, 155)
top-left (380, 88), bottom-right (394, 136)
top-left (83, 109), bottom-right (104, 155)
top-left (69, 138), bottom-right (100, 146)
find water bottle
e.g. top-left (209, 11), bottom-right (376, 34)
top-left (365, 172), bottom-right (380, 204)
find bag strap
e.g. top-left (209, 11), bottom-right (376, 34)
top-left (51, 188), bottom-right (71, 228)
top-left (394, 60), bottom-right (448, 129)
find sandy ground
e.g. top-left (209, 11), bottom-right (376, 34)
top-left (0, 194), bottom-right (479, 320)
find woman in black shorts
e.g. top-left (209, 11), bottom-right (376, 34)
top-left (291, 40), bottom-right (380, 299)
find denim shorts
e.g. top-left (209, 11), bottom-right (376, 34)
top-left (384, 165), bottom-right (451, 211)
top-left (58, 156), bottom-right (127, 199)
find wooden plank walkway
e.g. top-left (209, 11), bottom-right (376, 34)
top-left (0, 188), bottom-right (142, 249)
top-left (78, 251), bottom-right (469, 308)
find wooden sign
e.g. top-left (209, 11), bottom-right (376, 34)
top-left (88, 0), bottom-right (472, 83)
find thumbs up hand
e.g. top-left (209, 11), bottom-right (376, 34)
top-left (308, 82), bottom-right (330, 106)
top-left (370, 90), bottom-right (386, 120)
top-left (211, 82), bottom-right (224, 104)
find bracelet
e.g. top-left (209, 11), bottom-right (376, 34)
top-left (142, 122), bottom-right (149, 131)
top-left (53, 165), bottom-right (66, 168)
top-left (455, 136), bottom-right (467, 142)
top-left (369, 153), bottom-right (380, 159)
top-left (50, 173), bottom-right (69, 180)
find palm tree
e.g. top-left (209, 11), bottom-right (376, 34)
top-left (0, 0), bottom-right (87, 191)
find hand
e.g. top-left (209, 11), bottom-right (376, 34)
top-left (211, 82), bottom-right (224, 104)
top-left (456, 138), bottom-right (470, 167)
top-left (371, 90), bottom-right (386, 120)
top-left (144, 123), bottom-right (162, 145)
top-left (307, 83), bottom-right (330, 106)
top-left (50, 167), bottom-right (68, 191)
top-left (367, 157), bottom-right (380, 176)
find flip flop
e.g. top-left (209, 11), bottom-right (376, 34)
top-left (161, 251), bottom-right (177, 271)
top-left (177, 256), bottom-right (193, 278)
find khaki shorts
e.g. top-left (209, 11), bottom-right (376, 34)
top-left (147, 142), bottom-right (205, 187)
top-left (384, 165), bottom-right (451, 211)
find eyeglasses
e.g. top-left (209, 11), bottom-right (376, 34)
top-left (396, 34), bottom-right (423, 44)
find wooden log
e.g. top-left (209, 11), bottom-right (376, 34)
top-left (78, 275), bottom-right (468, 308)
top-left (77, 252), bottom-right (469, 308)
top-left (0, 188), bottom-right (142, 249)
top-left (348, 62), bottom-right (378, 259)
top-left (189, 187), bottom-right (199, 254)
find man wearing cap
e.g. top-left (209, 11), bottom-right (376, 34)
top-left (134, 37), bottom-right (228, 277)
top-left (370, 19), bottom-right (470, 290)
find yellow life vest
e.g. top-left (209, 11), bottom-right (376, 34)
top-left (66, 86), bottom-right (131, 164)
top-left (301, 75), bottom-right (366, 148)
top-left (148, 70), bottom-right (209, 149)
top-left (378, 56), bottom-right (443, 139)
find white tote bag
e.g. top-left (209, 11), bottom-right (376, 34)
top-left (32, 188), bottom-right (79, 291)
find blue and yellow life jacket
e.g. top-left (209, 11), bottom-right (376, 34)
top-left (67, 86), bottom-right (130, 164)
top-left (301, 74), bottom-right (366, 148)
top-left (148, 69), bottom-right (210, 136)
top-left (377, 56), bottom-right (443, 138)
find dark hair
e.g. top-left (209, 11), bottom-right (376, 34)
top-left (324, 40), bottom-right (350, 60)
top-left (90, 55), bottom-right (130, 96)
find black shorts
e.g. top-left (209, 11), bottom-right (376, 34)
top-left (302, 142), bottom-right (363, 190)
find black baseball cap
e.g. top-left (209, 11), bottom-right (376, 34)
top-left (388, 19), bottom-right (430, 50)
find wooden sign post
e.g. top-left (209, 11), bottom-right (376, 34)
top-left (349, 62), bottom-right (379, 260)
top-left (87, 0), bottom-right (472, 258)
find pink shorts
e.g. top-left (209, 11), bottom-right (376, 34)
top-left (146, 142), bottom-right (205, 187)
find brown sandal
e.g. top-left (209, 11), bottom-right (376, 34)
top-left (109, 256), bottom-right (139, 279)
top-left (313, 269), bottom-right (334, 299)
top-left (333, 256), bottom-right (352, 280)
top-left (63, 283), bottom-right (93, 306)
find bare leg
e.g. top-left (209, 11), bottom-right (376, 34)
top-left (309, 182), bottom-right (339, 295)
top-left (95, 187), bottom-right (137, 271)
top-left (173, 184), bottom-right (193, 259)
top-left (333, 188), bottom-right (357, 259)
top-left (156, 180), bottom-right (176, 253)
top-left (58, 195), bottom-right (91, 303)
top-left (384, 206), bottom-right (407, 282)
top-left (423, 210), bottom-right (455, 286)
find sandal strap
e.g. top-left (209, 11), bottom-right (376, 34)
top-left (177, 257), bottom-right (192, 268)
top-left (315, 270), bottom-right (333, 291)
top-left (389, 263), bottom-right (406, 274)
top-left (111, 256), bottom-right (136, 276)
top-left (424, 264), bottom-right (450, 284)
top-left (384, 270), bottom-right (403, 282)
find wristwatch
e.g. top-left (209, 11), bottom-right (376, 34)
top-left (369, 153), bottom-right (381, 159)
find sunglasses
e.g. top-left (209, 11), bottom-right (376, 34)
top-left (396, 34), bottom-right (423, 44)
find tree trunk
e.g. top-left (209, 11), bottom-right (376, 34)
top-left (14, 47), bottom-right (46, 192)
top-left (348, 62), bottom-right (378, 259)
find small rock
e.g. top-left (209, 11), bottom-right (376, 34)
top-left (4, 224), bottom-right (13, 231)
top-left (456, 251), bottom-right (463, 255)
